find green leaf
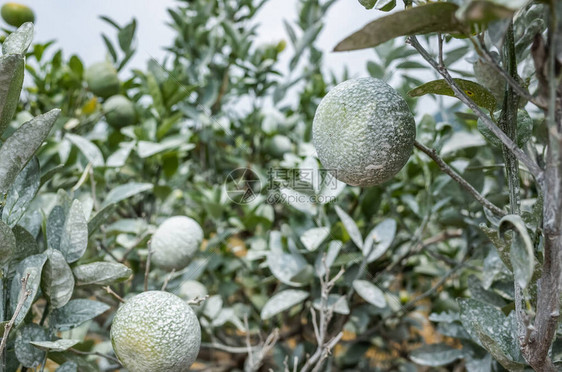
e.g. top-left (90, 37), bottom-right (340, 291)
top-left (480, 223), bottom-right (512, 270)
top-left (300, 227), bottom-right (330, 252)
top-left (376, 0), bottom-right (395, 12)
top-left (137, 137), bottom-right (194, 158)
top-left (458, 298), bottom-right (524, 370)
top-left (0, 219), bottom-right (16, 267)
top-left (59, 200), bottom-right (88, 263)
top-left (55, 361), bottom-right (78, 372)
top-left (2, 22), bottom-right (34, 55)
top-left (335, 205), bottom-right (363, 248)
top-left (260, 289), bottom-right (309, 320)
top-left (12, 225), bottom-right (40, 263)
top-left (41, 249), bottom-right (74, 308)
top-left (47, 205), bottom-right (66, 251)
top-left (118, 18), bottom-right (136, 52)
top-left (353, 280), bottom-right (387, 308)
top-left (408, 79), bottom-right (497, 112)
top-left (30, 339), bottom-right (80, 352)
top-left (456, 0), bottom-right (525, 24)
top-left (100, 182), bottom-right (153, 208)
top-left (10, 253), bottom-right (47, 327)
top-left (358, 0), bottom-right (376, 10)
top-left (0, 109), bottom-right (60, 198)
top-left (498, 214), bottom-right (535, 290)
top-left (15, 323), bottom-right (48, 368)
top-left (334, 3), bottom-right (463, 51)
top-left (65, 133), bottom-right (104, 167)
top-left (0, 54), bottom-right (25, 136)
top-left (87, 204), bottom-right (117, 237)
top-left (410, 344), bottom-right (464, 366)
top-left (106, 141), bottom-right (135, 167)
top-left (362, 219), bottom-right (396, 263)
top-left (51, 299), bottom-right (110, 331)
top-left (73, 261), bottom-right (132, 286)
top-left (2, 157), bottom-right (40, 227)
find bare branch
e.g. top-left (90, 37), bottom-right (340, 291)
top-left (103, 286), bottom-right (125, 304)
top-left (414, 140), bottom-right (506, 216)
top-left (144, 240), bottom-right (152, 292)
top-left (161, 269), bottom-right (176, 291)
top-left (407, 36), bottom-right (544, 185)
top-left (474, 36), bottom-right (547, 110)
top-left (0, 273), bottom-right (31, 358)
top-left (187, 295), bottom-right (209, 306)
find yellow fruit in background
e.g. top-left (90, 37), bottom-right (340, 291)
top-left (312, 77), bottom-right (415, 187)
top-left (103, 95), bottom-right (137, 128)
top-left (85, 62), bottom-right (120, 98)
top-left (150, 216), bottom-right (203, 271)
top-left (1, 3), bottom-right (34, 27)
top-left (110, 291), bottom-right (201, 372)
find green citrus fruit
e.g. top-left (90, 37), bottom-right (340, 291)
top-left (111, 291), bottom-right (201, 372)
top-left (85, 62), bottom-right (120, 98)
top-left (103, 95), bottom-right (136, 128)
top-left (264, 134), bottom-right (292, 158)
top-left (151, 216), bottom-right (203, 271)
top-left (1, 3), bottom-right (34, 27)
top-left (177, 280), bottom-right (208, 302)
top-left (312, 77), bottom-right (415, 187)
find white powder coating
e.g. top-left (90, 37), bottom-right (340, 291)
top-left (110, 291), bottom-right (201, 372)
top-left (151, 216), bottom-right (203, 271)
top-left (312, 77), bottom-right (415, 187)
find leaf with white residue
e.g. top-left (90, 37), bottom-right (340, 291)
top-left (261, 290), bottom-right (309, 320)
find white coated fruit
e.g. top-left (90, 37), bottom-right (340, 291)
top-left (110, 291), bottom-right (201, 372)
top-left (151, 216), bottom-right (203, 271)
top-left (312, 77), bottom-right (415, 187)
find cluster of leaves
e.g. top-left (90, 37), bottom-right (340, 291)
top-left (0, 0), bottom-right (559, 371)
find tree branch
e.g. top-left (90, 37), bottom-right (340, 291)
top-left (407, 36), bottom-right (544, 186)
top-left (414, 140), bottom-right (506, 216)
top-left (0, 273), bottom-right (31, 359)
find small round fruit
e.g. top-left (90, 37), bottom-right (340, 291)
top-left (103, 95), bottom-right (137, 128)
top-left (110, 291), bottom-right (201, 372)
top-left (151, 216), bottom-right (203, 271)
top-left (85, 62), bottom-right (120, 98)
top-left (1, 3), bottom-right (34, 27)
top-left (177, 280), bottom-right (208, 302)
top-left (312, 77), bottom-right (415, 187)
top-left (264, 134), bottom-right (292, 158)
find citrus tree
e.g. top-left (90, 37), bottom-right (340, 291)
top-left (0, 0), bottom-right (560, 371)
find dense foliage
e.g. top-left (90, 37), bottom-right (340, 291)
top-left (0, 0), bottom-right (560, 371)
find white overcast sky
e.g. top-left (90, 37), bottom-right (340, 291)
top-left (21, 0), bottom-right (378, 78)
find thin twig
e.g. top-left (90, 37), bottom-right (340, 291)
top-left (475, 36), bottom-right (547, 110)
top-left (187, 295), bottom-right (209, 306)
top-left (144, 240), bottom-right (152, 292)
top-left (69, 348), bottom-right (121, 364)
top-left (407, 36), bottom-right (544, 185)
top-left (201, 342), bottom-right (260, 354)
top-left (161, 269), bottom-right (176, 291)
top-left (0, 273), bottom-right (31, 359)
top-left (414, 140), bottom-right (506, 216)
top-left (103, 286), bottom-right (125, 304)
top-left (119, 232), bottom-right (150, 263)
